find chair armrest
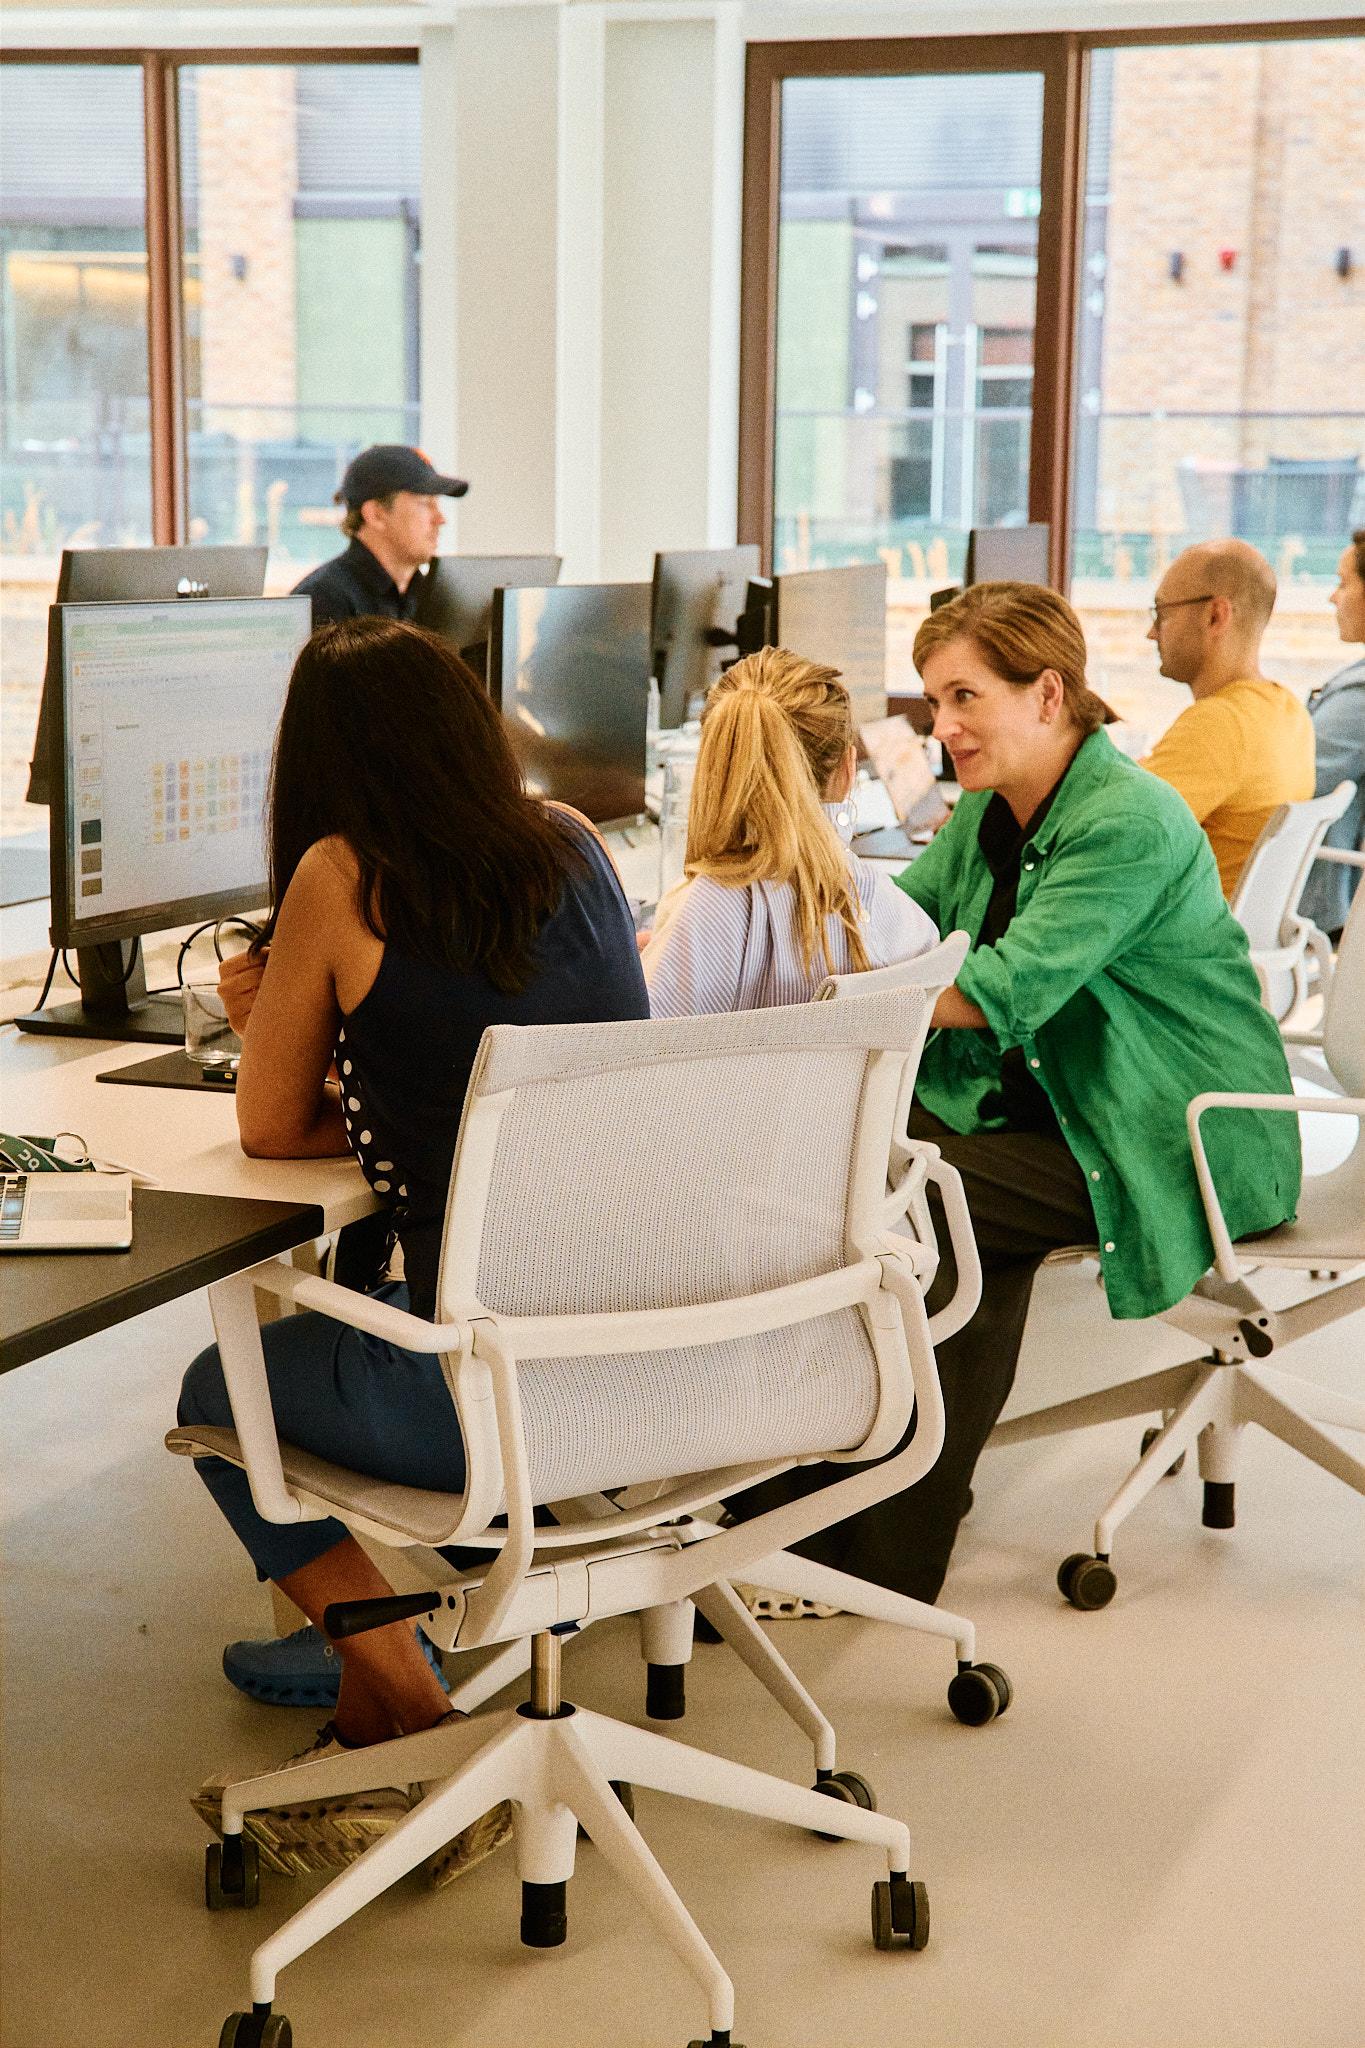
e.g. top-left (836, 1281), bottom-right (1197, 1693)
top-left (921, 1153), bottom-right (983, 1343)
top-left (249, 1261), bottom-right (471, 1353)
top-left (1186, 1091), bottom-right (1365, 1280)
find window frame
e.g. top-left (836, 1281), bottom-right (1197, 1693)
top-left (0, 46), bottom-right (419, 546)
top-left (739, 18), bottom-right (1363, 588)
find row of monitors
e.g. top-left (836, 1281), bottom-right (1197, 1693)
top-left (32, 548), bottom-right (896, 970)
top-left (26, 541), bottom-right (884, 806)
top-left (30, 527), bottom-right (1050, 1033)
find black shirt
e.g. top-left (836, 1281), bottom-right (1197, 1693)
top-left (335, 817), bottom-right (650, 1319)
top-left (291, 538), bottom-right (421, 629)
top-left (974, 777), bottom-right (1067, 1136)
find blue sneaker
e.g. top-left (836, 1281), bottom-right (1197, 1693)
top-left (222, 1623), bottom-right (450, 1707)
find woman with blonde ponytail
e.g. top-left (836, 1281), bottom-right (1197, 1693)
top-left (643, 647), bottom-right (937, 1015)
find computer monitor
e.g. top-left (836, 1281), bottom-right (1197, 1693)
top-left (414, 554), bottom-right (562, 676)
top-left (738, 563), bottom-right (888, 733)
top-left (19, 595), bottom-right (309, 1044)
top-left (964, 523), bottom-right (1051, 587)
top-left (650, 546), bottom-right (761, 727)
top-left (489, 582), bottom-right (652, 828)
top-left (24, 546), bottom-right (268, 806)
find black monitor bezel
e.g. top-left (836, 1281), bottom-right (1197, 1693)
top-left (48, 594), bottom-right (309, 951)
top-left (488, 580), bottom-right (653, 827)
top-left (25, 545), bottom-right (269, 808)
top-left (650, 545), bottom-right (762, 727)
top-left (416, 553), bottom-right (563, 661)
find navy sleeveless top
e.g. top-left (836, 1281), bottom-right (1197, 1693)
top-left (335, 817), bottom-right (648, 1317)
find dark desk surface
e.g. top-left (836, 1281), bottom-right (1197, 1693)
top-left (1, 1186), bottom-right (323, 1374)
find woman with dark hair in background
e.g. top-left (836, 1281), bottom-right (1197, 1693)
top-left (739, 582), bottom-right (1301, 1605)
top-left (1300, 529), bottom-right (1365, 940)
top-left (177, 618), bottom-right (648, 1882)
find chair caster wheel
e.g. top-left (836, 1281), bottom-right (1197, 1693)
top-left (947, 1661), bottom-right (1013, 1726)
top-left (871, 1874), bottom-right (929, 1951)
top-left (206, 1836), bottom-right (260, 1911)
top-left (1058, 1552), bottom-right (1117, 1610)
top-left (579, 1779), bottom-right (635, 1838)
top-left (686, 2036), bottom-right (747, 2046)
top-left (219, 2010), bottom-right (292, 2048)
top-left (811, 1768), bottom-right (876, 1840)
top-left (1140, 1425), bottom-right (1186, 1476)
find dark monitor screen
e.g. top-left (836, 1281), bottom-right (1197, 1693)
top-left (650, 545), bottom-right (761, 726)
top-left (25, 545), bottom-right (268, 805)
top-left (964, 524), bottom-right (1051, 587)
top-left (490, 583), bottom-right (652, 827)
top-left (414, 554), bottom-right (562, 669)
top-left (771, 563), bottom-right (888, 732)
top-left (50, 596), bottom-right (309, 949)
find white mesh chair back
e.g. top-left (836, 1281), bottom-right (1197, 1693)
top-left (817, 931), bottom-right (969, 1156)
top-left (1323, 883), bottom-right (1365, 1096)
top-left (1231, 784), bottom-right (1356, 1016)
top-left (435, 995), bottom-right (931, 1508)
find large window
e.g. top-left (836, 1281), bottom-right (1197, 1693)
top-left (771, 68), bottom-right (1045, 584)
top-left (743, 27), bottom-right (1364, 711)
top-left (1070, 38), bottom-right (1364, 735)
top-left (179, 63), bottom-right (420, 579)
top-left (1, 64), bottom-right (151, 850)
top-left (0, 51), bottom-right (419, 851)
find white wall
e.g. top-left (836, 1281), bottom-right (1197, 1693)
top-left (599, 17), bottom-right (717, 580)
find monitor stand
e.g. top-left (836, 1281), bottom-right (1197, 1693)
top-left (16, 939), bottom-right (183, 1046)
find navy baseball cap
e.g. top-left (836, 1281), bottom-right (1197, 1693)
top-left (337, 445), bottom-right (469, 508)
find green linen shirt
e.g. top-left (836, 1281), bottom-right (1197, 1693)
top-left (897, 729), bottom-right (1301, 1319)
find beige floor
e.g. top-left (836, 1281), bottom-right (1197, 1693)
top-left (2, 1257), bottom-right (1362, 2048)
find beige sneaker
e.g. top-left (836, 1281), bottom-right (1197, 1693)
top-left (191, 1719), bottom-right (410, 1878)
top-left (734, 1582), bottom-right (843, 1620)
top-left (424, 1798), bottom-right (515, 1890)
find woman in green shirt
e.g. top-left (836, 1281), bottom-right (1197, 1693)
top-left (772, 581), bottom-right (1301, 1603)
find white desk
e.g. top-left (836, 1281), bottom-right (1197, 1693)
top-left (3, 1029), bottom-right (373, 1235)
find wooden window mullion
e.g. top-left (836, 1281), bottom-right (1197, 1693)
top-left (143, 52), bottom-right (186, 544)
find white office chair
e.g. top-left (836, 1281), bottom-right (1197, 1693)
top-left (169, 994), bottom-right (981, 2048)
top-left (1229, 780), bottom-right (1356, 1019)
top-left (1284, 845), bottom-right (1365, 1090)
top-left (990, 884), bottom-right (1365, 1608)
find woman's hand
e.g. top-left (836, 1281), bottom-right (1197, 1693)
top-left (218, 944), bottom-right (269, 1038)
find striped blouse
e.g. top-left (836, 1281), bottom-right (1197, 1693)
top-left (644, 847), bottom-right (939, 1019)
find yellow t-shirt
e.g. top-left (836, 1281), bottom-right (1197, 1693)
top-left (1140, 678), bottom-right (1315, 898)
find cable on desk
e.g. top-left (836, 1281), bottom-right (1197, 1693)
top-left (31, 948), bottom-right (61, 1012)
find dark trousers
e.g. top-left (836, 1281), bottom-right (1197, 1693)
top-left (731, 1108), bottom-right (1094, 1604)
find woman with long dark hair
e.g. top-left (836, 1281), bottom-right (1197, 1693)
top-left (178, 618), bottom-right (648, 1883)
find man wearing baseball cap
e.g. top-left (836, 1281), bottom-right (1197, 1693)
top-left (291, 444), bottom-right (468, 628)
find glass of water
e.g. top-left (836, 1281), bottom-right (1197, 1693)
top-left (183, 981), bottom-right (241, 1069)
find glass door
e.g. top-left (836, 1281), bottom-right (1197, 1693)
top-left (772, 66), bottom-right (1045, 589)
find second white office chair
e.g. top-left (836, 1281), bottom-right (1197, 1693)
top-left (990, 884), bottom-right (1365, 1607)
top-left (1230, 779), bottom-right (1356, 1019)
top-left (170, 994), bottom-right (979, 2048)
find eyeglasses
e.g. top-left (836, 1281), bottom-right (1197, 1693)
top-left (1149, 594), bottom-right (1214, 624)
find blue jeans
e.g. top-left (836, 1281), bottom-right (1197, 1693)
top-left (177, 1283), bottom-right (467, 1583)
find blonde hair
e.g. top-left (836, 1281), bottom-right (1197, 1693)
top-left (686, 646), bottom-right (870, 976)
top-left (913, 582), bottom-right (1111, 735)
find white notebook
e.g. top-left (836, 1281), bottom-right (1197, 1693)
top-left (0, 1173), bottom-right (134, 1252)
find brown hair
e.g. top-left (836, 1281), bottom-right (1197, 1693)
top-left (1352, 530), bottom-right (1365, 583)
top-left (913, 581), bottom-right (1110, 735)
top-left (338, 491), bottom-right (396, 539)
top-left (686, 646), bottom-right (869, 975)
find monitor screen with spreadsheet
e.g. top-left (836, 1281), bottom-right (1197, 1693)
top-left (50, 596), bottom-right (310, 947)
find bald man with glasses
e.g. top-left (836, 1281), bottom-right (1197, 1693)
top-left (1140, 538), bottom-right (1314, 896)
